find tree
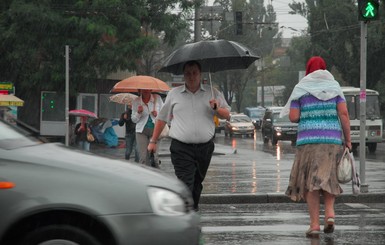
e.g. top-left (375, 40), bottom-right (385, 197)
top-left (288, 0), bottom-right (385, 115)
top-left (0, 0), bottom-right (194, 126)
top-left (211, 0), bottom-right (279, 112)
top-left (282, 35), bottom-right (311, 101)
top-left (289, 0), bottom-right (385, 89)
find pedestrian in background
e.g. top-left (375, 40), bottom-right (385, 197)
top-left (74, 116), bottom-right (91, 151)
top-left (119, 105), bottom-right (139, 162)
top-left (148, 60), bottom-right (230, 211)
top-left (131, 89), bottom-right (163, 167)
top-left (281, 56), bottom-right (352, 237)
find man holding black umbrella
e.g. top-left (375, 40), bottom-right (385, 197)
top-left (148, 60), bottom-right (230, 211)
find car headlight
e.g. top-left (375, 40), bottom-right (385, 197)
top-left (147, 187), bottom-right (186, 216)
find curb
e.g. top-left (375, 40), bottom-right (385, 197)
top-left (200, 192), bottom-right (385, 204)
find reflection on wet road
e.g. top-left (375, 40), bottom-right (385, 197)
top-left (215, 130), bottom-right (385, 162)
top-left (200, 203), bottom-right (385, 245)
top-left (204, 131), bottom-right (385, 195)
top-left (154, 130), bottom-right (385, 244)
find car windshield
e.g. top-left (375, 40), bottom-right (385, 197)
top-left (231, 115), bottom-right (251, 123)
top-left (273, 113), bottom-right (290, 123)
top-left (249, 110), bottom-right (265, 118)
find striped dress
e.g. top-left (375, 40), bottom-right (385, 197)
top-left (290, 94), bottom-right (345, 146)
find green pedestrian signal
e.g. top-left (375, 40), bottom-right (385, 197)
top-left (358, 0), bottom-right (379, 21)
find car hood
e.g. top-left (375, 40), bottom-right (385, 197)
top-left (273, 121), bottom-right (298, 128)
top-left (0, 143), bottom-right (190, 215)
top-left (230, 122), bottom-right (253, 127)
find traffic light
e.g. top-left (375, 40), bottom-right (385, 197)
top-left (358, 0), bottom-right (380, 21)
top-left (235, 11), bottom-right (243, 35)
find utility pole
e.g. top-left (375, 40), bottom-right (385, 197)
top-left (65, 45), bottom-right (70, 147)
top-left (359, 21), bottom-right (368, 193)
top-left (357, 0), bottom-right (379, 193)
top-left (194, 6), bottom-right (201, 42)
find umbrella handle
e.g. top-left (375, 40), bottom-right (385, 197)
top-left (209, 72), bottom-right (217, 110)
top-left (209, 72), bottom-right (214, 99)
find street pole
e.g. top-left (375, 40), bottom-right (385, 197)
top-left (261, 69), bottom-right (265, 107)
top-left (359, 21), bottom-right (368, 193)
top-left (194, 6), bottom-right (201, 42)
top-left (65, 45), bottom-right (70, 147)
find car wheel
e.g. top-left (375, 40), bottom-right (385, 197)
top-left (18, 225), bottom-right (102, 245)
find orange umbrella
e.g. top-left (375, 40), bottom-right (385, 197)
top-left (111, 75), bottom-right (170, 93)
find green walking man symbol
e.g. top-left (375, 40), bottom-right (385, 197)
top-left (364, 2), bottom-right (375, 18)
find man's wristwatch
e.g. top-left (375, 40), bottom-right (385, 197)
top-left (149, 140), bottom-right (157, 144)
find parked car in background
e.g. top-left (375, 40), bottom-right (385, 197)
top-left (0, 119), bottom-right (200, 245)
top-left (261, 107), bottom-right (298, 145)
top-left (225, 113), bottom-right (255, 137)
top-left (244, 106), bottom-right (266, 129)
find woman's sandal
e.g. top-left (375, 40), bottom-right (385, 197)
top-left (324, 217), bottom-right (335, 233)
top-left (306, 227), bottom-right (321, 238)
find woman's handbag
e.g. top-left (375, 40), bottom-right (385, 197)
top-left (337, 147), bottom-right (353, 184)
top-left (87, 130), bottom-right (95, 142)
top-left (337, 147), bottom-right (361, 195)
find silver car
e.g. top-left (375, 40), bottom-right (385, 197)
top-left (0, 119), bottom-right (200, 245)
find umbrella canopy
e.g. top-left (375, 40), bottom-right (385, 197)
top-left (111, 75), bottom-right (170, 93)
top-left (0, 94), bottom-right (24, 107)
top-left (109, 93), bottom-right (138, 105)
top-left (69, 109), bottom-right (97, 118)
top-left (158, 39), bottom-right (260, 75)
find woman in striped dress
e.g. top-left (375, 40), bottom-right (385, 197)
top-left (281, 56), bottom-right (352, 237)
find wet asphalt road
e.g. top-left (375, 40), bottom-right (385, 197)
top-left (199, 202), bottom-right (385, 245)
top-left (198, 132), bottom-right (385, 245)
top-left (90, 130), bottom-right (385, 245)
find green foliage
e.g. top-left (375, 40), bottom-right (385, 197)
top-left (289, 0), bottom-right (385, 89)
top-left (0, 0), bottom-right (192, 96)
top-left (209, 0), bottom-right (279, 112)
top-left (287, 0), bottom-right (385, 110)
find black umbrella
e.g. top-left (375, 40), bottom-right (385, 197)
top-left (158, 39), bottom-right (260, 75)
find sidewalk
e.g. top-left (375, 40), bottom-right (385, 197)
top-left (90, 137), bottom-right (385, 204)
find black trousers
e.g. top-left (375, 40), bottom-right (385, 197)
top-left (170, 138), bottom-right (215, 210)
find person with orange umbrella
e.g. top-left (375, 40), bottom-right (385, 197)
top-left (111, 75), bottom-right (170, 167)
top-left (131, 89), bottom-right (164, 167)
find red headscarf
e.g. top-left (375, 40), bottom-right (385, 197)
top-left (305, 56), bottom-right (326, 75)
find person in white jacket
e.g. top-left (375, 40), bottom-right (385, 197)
top-left (131, 89), bottom-right (163, 167)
